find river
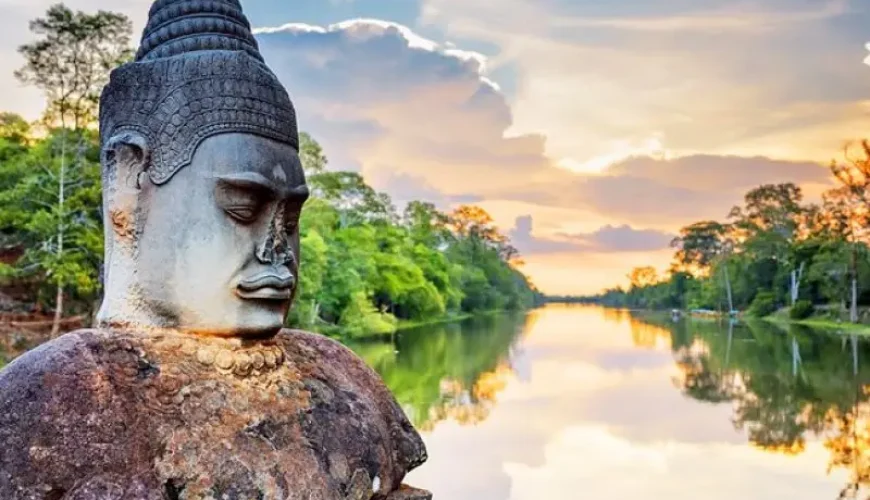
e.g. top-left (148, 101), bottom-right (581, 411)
top-left (348, 304), bottom-right (870, 499)
top-left (1, 305), bottom-right (868, 498)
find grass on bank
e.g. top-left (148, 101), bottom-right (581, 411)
top-left (319, 309), bottom-right (509, 342)
top-left (667, 304), bottom-right (870, 336)
top-left (397, 309), bottom-right (507, 332)
top-left (397, 313), bottom-right (473, 331)
top-left (763, 307), bottom-right (870, 336)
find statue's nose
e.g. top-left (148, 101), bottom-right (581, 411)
top-left (255, 208), bottom-right (293, 266)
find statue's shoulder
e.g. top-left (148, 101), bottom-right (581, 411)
top-left (277, 329), bottom-right (402, 403)
top-left (0, 329), bottom-right (109, 393)
top-left (0, 329), bottom-right (164, 497)
top-left (276, 329), bottom-right (429, 473)
top-left (278, 329), bottom-right (382, 378)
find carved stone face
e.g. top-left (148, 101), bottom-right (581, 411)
top-left (135, 133), bottom-right (308, 337)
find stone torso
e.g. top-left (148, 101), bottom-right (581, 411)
top-left (0, 330), bottom-right (429, 500)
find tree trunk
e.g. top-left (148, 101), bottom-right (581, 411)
top-left (51, 285), bottom-right (63, 337)
top-left (310, 301), bottom-right (320, 325)
top-left (51, 129), bottom-right (67, 337)
top-left (723, 264), bottom-right (734, 315)
top-left (790, 262), bottom-right (805, 306)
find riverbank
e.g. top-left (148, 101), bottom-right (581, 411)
top-left (397, 309), bottom-right (509, 332)
top-left (637, 307), bottom-right (870, 337)
top-left (397, 313), bottom-right (473, 331)
top-left (323, 309), bottom-right (516, 342)
top-left (763, 312), bottom-right (870, 336)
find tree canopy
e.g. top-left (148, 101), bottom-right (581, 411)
top-left (581, 154), bottom-right (870, 321)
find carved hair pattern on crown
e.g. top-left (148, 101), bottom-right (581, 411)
top-left (99, 0), bottom-right (298, 185)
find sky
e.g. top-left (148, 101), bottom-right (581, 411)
top-left (1, 0), bottom-right (869, 294)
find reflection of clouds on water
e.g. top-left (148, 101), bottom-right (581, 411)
top-left (592, 349), bottom-right (674, 372)
top-left (579, 368), bottom-right (745, 445)
top-left (406, 305), bottom-right (850, 499)
top-left (507, 345), bottom-right (532, 383)
top-left (505, 426), bottom-right (840, 500)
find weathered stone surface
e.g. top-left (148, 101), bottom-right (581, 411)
top-left (385, 486), bottom-right (434, 500)
top-left (0, 328), bottom-right (427, 499)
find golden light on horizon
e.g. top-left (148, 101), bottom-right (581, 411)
top-left (556, 136), bottom-right (671, 175)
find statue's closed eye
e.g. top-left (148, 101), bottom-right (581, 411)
top-left (225, 204), bottom-right (260, 223)
top-left (215, 179), bottom-right (269, 224)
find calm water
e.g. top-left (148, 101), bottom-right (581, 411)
top-left (2, 306), bottom-right (869, 498)
top-left (349, 305), bottom-right (870, 500)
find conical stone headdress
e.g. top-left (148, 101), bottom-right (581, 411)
top-left (100, 0), bottom-right (298, 185)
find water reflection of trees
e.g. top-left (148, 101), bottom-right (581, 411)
top-left (633, 313), bottom-right (870, 499)
top-left (350, 312), bottom-right (527, 432)
top-left (629, 316), bottom-right (673, 350)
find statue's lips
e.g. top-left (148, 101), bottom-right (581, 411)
top-left (236, 273), bottom-right (294, 301)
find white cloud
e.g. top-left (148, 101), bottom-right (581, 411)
top-left (419, 0), bottom-right (870, 167)
top-left (255, 19), bottom-right (546, 202)
top-left (253, 19), bottom-right (495, 90)
top-left (509, 215), bottom-right (675, 255)
top-left (553, 0), bottom-right (850, 33)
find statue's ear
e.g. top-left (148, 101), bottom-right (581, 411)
top-left (103, 131), bottom-right (150, 191)
top-left (102, 132), bottom-right (150, 241)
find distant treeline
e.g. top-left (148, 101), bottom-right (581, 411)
top-left (541, 295), bottom-right (595, 304)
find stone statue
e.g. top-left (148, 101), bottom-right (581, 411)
top-left (0, 1), bottom-right (430, 498)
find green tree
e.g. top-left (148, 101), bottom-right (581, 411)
top-left (16, 4), bottom-right (133, 130)
top-left (0, 113), bottom-right (31, 147)
top-left (309, 171), bottom-right (396, 226)
top-left (11, 4), bottom-right (132, 334)
top-left (0, 130), bottom-right (103, 320)
top-left (629, 266), bottom-right (659, 289)
top-left (288, 229), bottom-right (329, 328)
top-left (404, 201), bottom-right (452, 248)
top-left (825, 141), bottom-right (870, 322)
top-left (299, 131), bottom-right (328, 175)
top-left (730, 183), bottom-right (808, 307)
top-left (671, 221), bottom-right (728, 274)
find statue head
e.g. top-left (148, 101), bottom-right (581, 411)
top-left (96, 0), bottom-right (308, 337)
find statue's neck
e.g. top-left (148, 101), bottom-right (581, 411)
top-left (95, 264), bottom-right (154, 331)
top-left (95, 237), bottom-right (161, 331)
